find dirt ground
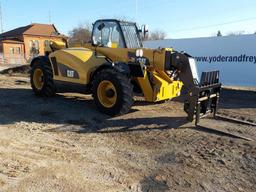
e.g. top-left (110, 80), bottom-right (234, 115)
top-left (0, 72), bottom-right (255, 192)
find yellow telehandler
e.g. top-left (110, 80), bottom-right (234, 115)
top-left (30, 19), bottom-right (221, 124)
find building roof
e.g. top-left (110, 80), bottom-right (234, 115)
top-left (0, 23), bottom-right (63, 38)
top-left (1, 39), bottom-right (24, 44)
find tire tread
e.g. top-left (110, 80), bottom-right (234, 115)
top-left (30, 59), bottom-right (55, 97)
top-left (92, 68), bottom-right (133, 115)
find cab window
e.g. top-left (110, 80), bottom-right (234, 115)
top-left (92, 21), bottom-right (125, 48)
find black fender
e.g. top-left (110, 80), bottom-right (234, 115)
top-left (30, 56), bottom-right (50, 67)
top-left (91, 62), bottom-right (131, 80)
top-left (89, 62), bottom-right (130, 90)
top-left (90, 61), bottom-right (146, 81)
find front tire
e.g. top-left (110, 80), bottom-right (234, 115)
top-left (92, 68), bottom-right (133, 115)
top-left (30, 59), bottom-right (55, 97)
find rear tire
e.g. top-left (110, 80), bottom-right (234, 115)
top-left (92, 68), bottom-right (133, 115)
top-left (30, 59), bottom-right (55, 97)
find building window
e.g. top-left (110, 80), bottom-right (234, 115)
top-left (16, 47), bottom-right (21, 54)
top-left (44, 40), bottom-right (50, 47)
top-left (29, 40), bottom-right (39, 55)
top-left (9, 47), bottom-right (14, 54)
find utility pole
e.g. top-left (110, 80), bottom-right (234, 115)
top-left (49, 10), bottom-right (51, 24)
top-left (0, 1), bottom-right (3, 33)
top-left (135, 0), bottom-right (138, 22)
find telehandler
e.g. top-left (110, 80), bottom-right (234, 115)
top-left (30, 19), bottom-right (221, 124)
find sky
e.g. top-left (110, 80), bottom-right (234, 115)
top-left (1, 0), bottom-right (256, 39)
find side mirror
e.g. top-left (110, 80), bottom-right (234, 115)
top-left (143, 25), bottom-right (149, 35)
top-left (140, 25), bottom-right (149, 38)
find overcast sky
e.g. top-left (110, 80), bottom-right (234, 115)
top-left (2, 0), bottom-right (256, 39)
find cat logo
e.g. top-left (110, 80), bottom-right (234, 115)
top-left (67, 70), bottom-right (75, 78)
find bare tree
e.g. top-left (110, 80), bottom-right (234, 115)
top-left (226, 30), bottom-right (245, 36)
top-left (68, 20), bottom-right (167, 44)
top-left (144, 30), bottom-right (167, 41)
top-left (68, 23), bottom-right (92, 46)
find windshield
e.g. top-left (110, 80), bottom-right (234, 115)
top-left (92, 20), bottom-right (142, 49)
top-left (92, 21), bottom-right (125, 48)
top-left (120, 22), bottom-right (142, 48)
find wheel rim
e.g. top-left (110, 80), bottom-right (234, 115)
top-left (97, 80), bottom-right (117, 108)
top-left (33, 68), bottom-right (44, 90)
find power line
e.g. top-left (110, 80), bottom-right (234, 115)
top-left (171, 17), bottom-right (256, 32)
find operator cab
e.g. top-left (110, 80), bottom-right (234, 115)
top-left (92, 19), bottom-right (143, 49)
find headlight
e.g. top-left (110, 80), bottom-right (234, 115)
top-left (136, 49), bottom-right (143, 57)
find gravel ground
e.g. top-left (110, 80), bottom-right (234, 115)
top-left (0, 73), bottom-right (255, 192)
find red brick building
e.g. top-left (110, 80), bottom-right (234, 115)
top-left (0, 23), bottom-right (66, 64)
